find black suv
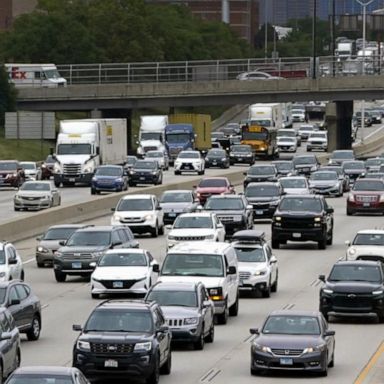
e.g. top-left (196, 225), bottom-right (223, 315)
top-left (229, 144), bottom-right (255, 165)
top-left (53, 226), bottom-right (139, 282)
top-left (319, 260), bottom-right (384, 322)
top-left (72, 300), bottom-right (172, 383)
top-left (245, 182), bottom-right (284, 219)
top-left (0, 281), bottom-right (41, 341)
top-left (203, 195), bottom-right (253, 238)
top-left (271, 195), bottom-right (334, 249)
top-left (129, 160), bottom-right (163, 187)
top-left (243, 165), bottom-right (278, 189)
top-left (205, 149), bottom-right (230, 169)
top-left (292, 154), bottom-right (319, 176)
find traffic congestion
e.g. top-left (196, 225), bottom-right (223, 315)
top-left (2, 101), bottom-right (384, 384)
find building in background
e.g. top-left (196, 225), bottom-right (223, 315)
top-left (0, 0), bottom-right (37, 30)
top-left (147, 0), bottom-right (259, 44)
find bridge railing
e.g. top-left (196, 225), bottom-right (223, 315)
top-left (56, 55), bottom-right (384, 85)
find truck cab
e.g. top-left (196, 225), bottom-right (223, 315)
top-left (165, 124), bottom-right (195, 163)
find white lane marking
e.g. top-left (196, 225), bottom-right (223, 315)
top-left (23, 258), bottom-right (35, 265)
top-left (365, 125), bottom-right (384, 140)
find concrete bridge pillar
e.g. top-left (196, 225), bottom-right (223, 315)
top-left (325, 100), bottom-right (353, 151)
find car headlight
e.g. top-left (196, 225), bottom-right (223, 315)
top-left (152, 171), bottom-right (157, 175)
top-left (348, 193), bottom-right (355, 202)
top-left (184, 317), bottom-right (198, 325)
top-left (270, 200), bottom-right (279, 205)
top-left (167, 235), bottom-right (176, 240)
top-left (134, 341), bottom-right (152, 352)
top-left (37, 246), bottom-right (49, 253)
top-left (322, 288), bottom-right (333, 294)
top-left (310, 165), bottom-right (317, 171)
top-left (373, 290), bottom-right (384, 295)
top-left (253, 269), bottom-right (267, 276)
top-left (77, 340), bottom-right (91, 351)
top-left (274, 216), bottom-right (281, 221)
top-left (221, 158), bottom-right (227, 161)
top-left (84, 167), bottom-right (93, 173)
top-left (53, 164), bottom-right (62, 173)
top-left (205, 234), bottom-right (215, 240)
top-left (116, 178), bottom-right (123, 182)
top-left (246, 153), bottom-right (252, 157)
top-left (314, 217), bottom-right (322, 222)
top-left (92, 251), bottom-right (104, 258)
top-left (113, 214), bottom-right (122, 221)
top-left (253, 343), bottom-right (272, 353)
top-left (348, 247), bottom-right (356, 255)
top-left (230, 154), bottom-right (235, 157)
top-left (144, 214), bottom-right (154, 221)
top-left (304, 344), bottom-right (326, 354)
top-left (92, 177), bottom-right (97, 182)
top-left (14, 195), bottom-right (21, 200)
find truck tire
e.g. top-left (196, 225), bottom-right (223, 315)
top-left (318, 233), bottom-right (327, 250)
top-left (174, 170), bottom-right (181, 176)
top-left (54, 181), bottom-right (61, 188)
top-left (271, 237), bottom-right (280, 249)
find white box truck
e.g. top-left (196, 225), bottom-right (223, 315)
top-left (5, 63), bottom-right (67, 88)
top-left (136, 115), bottom-right (168, 157)
top-left (53, 119), bottom-right (127, 187)
top-left (249, 103), bottom-right (283, 129)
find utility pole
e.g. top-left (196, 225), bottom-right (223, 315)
top-left (312, 0), bottom-right (317, 79)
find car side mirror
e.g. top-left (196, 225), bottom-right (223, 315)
top-left (72, 324), bottom-right (82, 332)
top-left (270, 256), bottom-right (277, 264)
top-left (326, 207), bottom-right (334, 214)
top-left (156, 207), bottom-right (162, 210)
top-left (89, 262), bottom-right (97, 268)
top-left (249, 328), bottom-right (259, 335)
top-left (111, 208), bottom-right (116, 212)
top-left (165, 224), bottom-right (172, 230)
top-left (217, 223), bottom-right (224, 229)
top-left (152, 264), bottom-right (160, 273)
top-left (203, 300), bottom-right (211, 308)
top-left (227, 266), bottom-right (236, 275)
top-left (36, 236), bottom-right (42, 241)
top-left (112, 240), bottom-right (122, 247)
top-left (8, 258), bottom-right (17, 265)
top-left (324, 330), bottom-right (335, 336)
top-left (243, 172), bottom-right (247, 176)
top-left (157, 325), bottom-right (169, 333)
top-left (59, 240), bottom-right (66, 246)
top-left (9, 299), bottom-right (20, 306)
top-left (345, 240), bottom-right (351, 247)
top-left (318, 274), bottom-right (326, 282)
top-left (0, 332), bottom-right (12, 341)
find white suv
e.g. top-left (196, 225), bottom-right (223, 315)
top-left (174, 150), bottom-right (205, 175)
top-left (0, 242), bottom-right (24, 281)
top-left (111, 194), bottom-right (164, 237)
top-left (166, 212), bottom-right (226, 249)
top-left (345, 229), bottom-right (384, 262)
top-left (159, 242), bottom-right (239, 324)
top-left (232, 230), bottom-right (278, 298)
top-left (307, 131), bottom-right (328, 152)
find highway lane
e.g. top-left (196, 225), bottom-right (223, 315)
top-left (12, 182), bottom-right (384, 384)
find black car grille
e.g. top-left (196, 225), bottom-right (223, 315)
top-left (281, 217), bottom-right (315, 229)
top-left (91, 343), bottom-right (134, 354)
top-left (180, 163), bottom-right (194, 170)
top-left (62, 253), bottom-right (93, 260)
top-left (252, 203), bottom-right (270, 210)
top-left (174, 236), bottom-right (206, 241)
top-left (143, 146), bottom-right (158, 152)
top-left (167, 318), bottom-right (184, 327)
top-left (333, 293), bottom-right (373, 309)
top-left (271, 348), bottom-right (304, 356)
top-left (99, 280), bottom-right (139, 289)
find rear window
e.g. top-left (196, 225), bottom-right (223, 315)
top-left (353, 180), bottom-right (384, 191)
top-left (198, 179), bottom-right (227, 188)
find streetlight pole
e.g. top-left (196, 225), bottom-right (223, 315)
top-left (355, 0), bottom-right (374, 144)
top-left (312, 0), bottom-right (317, 79)
top-left (264, 0), bottom-right (268, 60)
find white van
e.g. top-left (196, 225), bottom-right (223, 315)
top-left (5, 64), bottom-right (67, 88)
top-left (158, 241), bottom-right (239, 324)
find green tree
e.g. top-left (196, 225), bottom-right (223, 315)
top-left (0, 66), bottom-right (17, 127)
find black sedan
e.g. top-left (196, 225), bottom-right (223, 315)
top-left (243, 165), bottom-right (278, 188)
top-left (250, 310), bottom-right (335, 377)
top-left (128, 160), bottom-right (163, 186)
top-left (205, 149), bottom-right (230, 169)
top-left (229, 144), bottom-right (255, 165)
top-left (0, 280), bottom-right (41, 341)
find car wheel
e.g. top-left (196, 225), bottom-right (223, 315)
top-left (146, 355), bottom-right (160, 384)
top-left (261, 280), bottom-right (271, 298)
top-left (54, 181), bottom-right (61, 188)
top-left (14, 207), bottom-right (20, 211)
top-left (160, 350), bottom-right (172, 375)
top-left (26, 315), bottom-right (41, 341)
top-left (91, 293), bottom-right (100, 299)
top-left (318, 233), bottom-right (327, 250)
top-left (329, 350), bottom-right (335, 368)
top-left (193, 329), bottom-right (205, 350)
top-left (271, 272), bottom-right (278, 293)
top-left (327, 230), bottom-right (333, 245)
top-left (205, 323), bottom-right (214, 343)
top-left (54, 270), bottom-right (66, 282)
top-left (271, 237), bottom-right (280, 249)
top-left (159, 225), bottom-right (164, 235)
top-left (229, 295), bottom-right (239, 316)
top-left (321, 310), bottom-right (329, 322)
top-left (174, 170), bottom-right (181, 175)
top-left (250, 367), bottom-right (261, 376)
top-left (151, 223), bottom-right (159, 238)
top-left (216, 301), bottom-right (228, 325)
top-left (346, 207), bottom-right (353, 216)
top-left (320, 357), bottom-right (328, 377)
top-left (20, 270), bottom-right (25, 281)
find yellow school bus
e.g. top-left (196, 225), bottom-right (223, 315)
top-left (240, 124), bottom-right (278, 158)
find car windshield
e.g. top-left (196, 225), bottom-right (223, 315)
top-left (126, 157), bottom-right (137, 165)
top-left (178, 152), bottom-right (199, 159)
top-left (85, 309), bottom-right (153, 333)
top-left (232, 145), bottom-right (251, 152)
top-left (45, 155), bottom-right (55, 164)
top-left (0, 162), bottom-right (17, 170)
top-left (310, 133), bottom-right (326, 139)
top-left (353, 180), bottom-right (384, 191)
top-left (205, 198), bottom-right (244, 210)
top-left (353, 233), bottom-right (384, 246)
top-left (161, 254), bottom-right (224, 277)
top-left (248, 167), bottom-right (275, 176)
top-left (134, 161), bottom-right (157, 170)
top-left (263, 315), bottom-right (320, 335)
top-left (311, 172), bottom-right (338, 181)
top-left (99, 253), bottom-right (147, 267)
top-left (331, 151), bottom-right (354, 160)
top-left (66, 231), bottom-right (111, 246)
top-left (343, 162), bottom-right (365, 170)
top-left (57, 143), bottom-right (91, 155)
top-left (173, 216), bottom-right (213, 229)
top-left (329, 265), bottom-right (382, 283)
top-left (43, 227), bottom-right (78, 240)
top-left (273, 162), bottom-right (293, 171)
top-left (6, 375), bottom-right (73, 384)
top-left (0, 251), bottom-right (5, 265)
top-left (146, 152), bottom-right (163, 158)
top-left (277, 130), bottom-right (295, 137)
top-left (246, 185), bottom-right (279, 197)
top-left (207, 150), bottom-right (226, 157)
top-left (166, 133), bottom-right (191, 143)
top-left (0, 288), bottom-right (6, 304)
top-left (234, 247), bottom-right (266, 262)
top-left (95, 167), bottom-right (122, 176)
top-left (280, 178), bottom-right (307, 189)
top-left (117, 198), bottom-right (153, 211)
top-left (211, 132), bottom-right (224, 139)
top-left (293, 157), bottom-right (316, 165)
top-left (20, 182), bottom-right (50, 191)
top-left (146, 290), bottom-right (197, 307)
top-left (366, 159), bottom-right (383, 166)
top-left (198, 179), bottom-right (227, 188)
top-left (160, 192), bottom-right (192, 203)
top-left (279, 137), bottom-right (296, 142)
top-left (299, 126), bottom-right (314, 132)
top-left (20, 163), bottom-right (36, 170)
top-left (279, 198), bottom-right (322, 212)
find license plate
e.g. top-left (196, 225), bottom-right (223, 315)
top-left (68, 178), bottom-right (75, 182)
top-left (363, 203), bottom-right (370, 207)
top-left (212, 161), bottom-right (217, 165)
top-left (168, 213), bottom-right (176, 217)
top-left (280, 358), bottom-right (293, 365)
top-left (140, 177), bottom-right (145, 180)
top-left (105, 359), bottom-right (118, 368)
top-left (72, 262), bottom-right (82, 269)
top-left (292, 233), bottom-right (301, 238)
top-left (238, 158), bottom-right (243, 161)
top-left (113, 281), bottom-right (123, 288)
top-left (239, 280), bottom-right (243, 287)
top-left (255, 210), bottom-right (264, 215)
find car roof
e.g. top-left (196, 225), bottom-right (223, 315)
top-left (23, 181), bottom-right (52, 185)
top-left (98, 164), bottom-right (122, 168)
top-left (282, 194), bottom-right (322, 199)
top-left (47, 224), bottom-right (86, 230)
top-left (208, 194), bottom-right (242, 199)
top-left (177, 212), bottom-right (213, 218)
top-left (246, 182), bottom-right (280, 187)
top-left (97, 300), bottom-right (153, 311)
top-left (120, 194), bottom-right (155, 200)
top-left (151, 281), bottom-right (198, 291)
top-left (75, 226), bottom-right (118, 232)
top-left (355, 229), bottom-right (384, 234)
top-left (12, 366), bottom-right (77, 375)
top-left (335, 260), bottom-right (382, 267)
top-left (279, 176), bottom-right (306, 180)
top-left (169, 241), bottom-right (232, 254)
top-left (269, 310), bottom-right (321, 317)
top-left (200, 177), bottom-right (229, 181)
top-left (0, 280), bottom-right (26, 289)
top-left (162, 190), bottom-right (191, 194)
top-left (104, 249), bottom-right (146, 255)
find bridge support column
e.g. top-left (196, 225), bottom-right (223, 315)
top-left (100, 109), bottom-right (133, 153)
top-left (325, 100), bottom-right (353, 151)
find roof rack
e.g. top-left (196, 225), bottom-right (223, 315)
top-left (232, 230), bottom-right (266, 244)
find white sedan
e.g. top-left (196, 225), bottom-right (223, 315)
top-left (90, 249), bottom-right (159, 299)
top-left (277, 136), bottom-right (297, 152)
top-left (166, 212), bottom-right (226, 249)
top-left (279, 176), bottom-right (311, 195)
top-left (0, 242), bottom-right (24, 281)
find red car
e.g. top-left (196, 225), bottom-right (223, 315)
top-left (347, 178), bottom-right (384, 216)
top-left (41, 155), bottom-right (56, 180)
top-left (0, 160), bottom-right (25, 188)
top-left (194, 177), bottom-right (235, 204)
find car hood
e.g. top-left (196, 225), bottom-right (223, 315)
top-left (347, 245), bottom-right (384, 256)
top-left (79, 332), bottom-right (152, 343)
top-left (16, 190), bottom-right (51, 197)
top-left (308, 138), bottom-right (326, 143)
top-left (282, 188), bottom-right (309, 195)
top-left (92, 266), bottom-right (148, 280)
top-left (205, 209), bottom-right (243, 215)
top-left (94, 175), bottom-right (121, 180)
top-left (344, 169), bottom-right (365, 174)
top-left (238, 262), bottom-right (268, 272)
top-left (275, 210), bottom-right (320, 218)
top-left (38, 239), bottom-right (64, 251)
top-left (158, 275), bottom-right (224, 289)
top-left (309, 180), bottom-right (338, 187)
top-left (247, 196), bottom-right (280, 203)
top-left (24, 169), bottom-right (37, 175)
top-left (58, 245), bottom-right (109, 253)
top-left (350, 191), bottom-right (382, 195)
top-left (294, 163), bottom-right (316, 169)
top-left (160, 306), bottom-right (199, 318)
top-left (160, 202), bottom-right (194, 212)
top-left (115, 210), bottom-right (154, 218)
top-left (169, 228), bottom-right (216, 236)
top-left (326, 281), bottom-right (382, 293)
top-left (255, 334), bottom-right (324, 349)
top-left (231, 152), bottom-right (252, 156)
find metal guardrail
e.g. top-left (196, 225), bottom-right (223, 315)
top-left (54, 55), bottom-right (383, 85)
